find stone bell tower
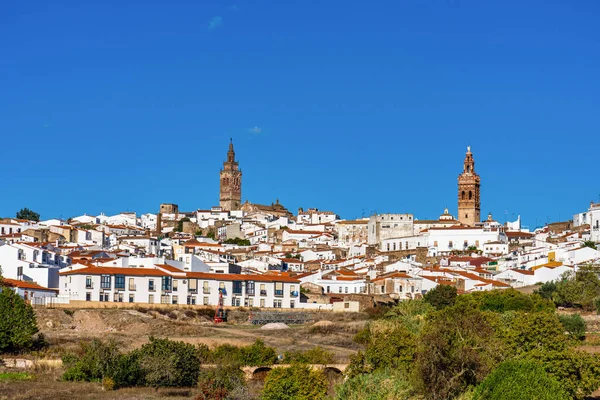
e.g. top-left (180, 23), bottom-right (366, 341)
top-left (219, 139), bottom-right (242, 211)
top-left (458, 146), bottom-right (481, 226)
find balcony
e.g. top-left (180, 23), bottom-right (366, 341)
top-left (85, 284), bottom-right (93, 290)
top-left (246, 290), bottom-right (255, 296)
top-left (129, 286), bottom-right (136, 291)
top-left (275, 290), bottom-right (284, 297)
top-left (260, 290), bottom-right (267, 296)
top-left (188, 288), bottom-right (198, 294)
top-left (290, 291), bottom-right (298, 297)
top-left (203, 288), bottom-right (211, 294)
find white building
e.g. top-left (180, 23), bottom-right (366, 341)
top-left (297, 208), bottom-right (339, 225)
top-left (590, 202), bottom-right (600, 243)
top-left (368, 214), bottom-right (414, 246)
top-left (0, 243), bottom-right (70, 289)
top-left (59, 263), bottom-right (301, 308)
top-left (2, 278), bottom-right (57, 301)
top-left (427, 226), bottom-right (507, 256)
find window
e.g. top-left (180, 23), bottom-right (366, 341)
top-left (475, 240), bottom-right (480, 247)
top-left (187, 296), bottom-right (196, 305)
top-left (113, 292), bottom-right (124, 302)
top-left (339, 286), bottom-right (342, 293)
top-left (345, 287), bottom-right (348, 293)
top-left (462, 191), bottom-right (466, 200)
top-left (219, 282), bottom-right (226, 295)
top-left (149, 279), bottom-right (155, 291)
top-left (232, 297), bottom-right (241, 307)
top-left (246, 281), bottom-right (255, 296)
top-left (172, 279), bottom-right (178, 291)
top-left (327, 286), bottom-right (330, 293)
top-left (260, 299), bottom-right (265, 308)
top-left (290, 300), bottom-right (295, 308)
top-left (203, 296), bottom-right (209, 305)
top-left (129, 294), bottom-right (135, 303)
top-left (449, 241), bottom-right (453, 248)
top-left (290, 285), bottom-right (297, 296)
top-left (128, 278), bottom-right (135, 291)
top-left (245, 298), bottom-right (254, 307)
top-left (469, 191), bottom-right (472, 200)
top-left (260, 284), bottom-right (267, 296)
top-left (189, 279), bottom-right (197, 293)
top-left (464, 240), bottom-right (468, 248)
top-left (233, 281), bottom-right (242, 295)
top-left (100, 275), bottom-right (111, 289)
top-left (411, 286), bottom-right (415, 293)
top-left (100, 292), bottom-right (109, 302)
top-left (203, 281), bottom-right (210, 294)
top-left (275, 282), bottom-right (283, 297)
top-left (85, 276), bottom-right (93, 289)
top-left (86, 292), bottom-right (91, 301)
top-left (160, 295), bottom-right (170, 304)
top-left (434, 241), bottom-right (438, 247)
top-left (273, 299), bottom-right (282, 308)
top-left (386, 243), bottom-right (390, 251)
top-left (115, 275), bottom-right (125, 290)
top-left (148, 294), bottom-right (154, 304)
top-left (162, 276), bottom-right (172, 291)
top-left (172, 295), bottom-right (178, 304)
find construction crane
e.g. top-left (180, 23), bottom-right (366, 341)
top-left (214, 288), bottom-right (227, 323)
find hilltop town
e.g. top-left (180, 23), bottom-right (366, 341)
top-left (1, 140), bottom-right (598, 312)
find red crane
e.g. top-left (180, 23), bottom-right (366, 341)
top-left (214, 289), bottom-right (226, 323)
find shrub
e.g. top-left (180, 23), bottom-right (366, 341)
top-left (196, 365), bottom-right (246, 400)
top-left (384, 299), bottom-right (433, 335)
top-left (334, 370), bottom-right (414, 400)
top-left (473, 359), bottom-right (569, 400)
top-left (240, 339), bottom-right (277, 366)
top-left (535, 281), bottom-right (557, 300)
top-left (283, 347), bottom-right (334, 365)
top-left (595, 296), bottom-right (600, 314)
top-left (0, 287), bottom-right (39, 353)
top-left (501, 311), bottom-right (568, 355)
top-left (423, 285), bottom-right (457, 310)
top-left (262, 364), bottom-right (328, 400)
top-left (415, 303), bottom-right (504, 400)
top-left (62, 339), bottom-right (121, 382)
top-left (525, 349), bottom-right (600, 400)
top-left (553, 270), bottom-right (600, 310)
top-left (137, 337), bottom-right (201, 389)
top-left (558, 314), bottom-right (586, 340)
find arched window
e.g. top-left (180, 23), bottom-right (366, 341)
top-left (469, 191), bottom-right (473, 200)
top-left (462, 191), bottom-right (466, 200)
top-left (466, 165), bottom-right (471, 173)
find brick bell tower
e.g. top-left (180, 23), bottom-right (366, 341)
top-left (220, 139), bottom-right (242, 211)
top-left (458, 146), bottom-right (481, 226)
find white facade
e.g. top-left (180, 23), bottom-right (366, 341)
top-left (591, 203), bottom-right (600, 243)
top-left (0, 243), bottom-right (70, 289)
top-left (297, 208), bottom-right (339, 225)
top-left (427, 227), bottom-right (507, 256)
top-left (368, 214), bottom-right (414, 246)
top-left (59, 263), bottom-right (301, 309)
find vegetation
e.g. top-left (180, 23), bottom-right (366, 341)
top-left (334, 370), bottom-right (413, 400)
top-left (0, 372), bottom-right (35, 381)
top-left (283, 346), bottom-right (334, 364)
top-left (0, 286), bottom-right (41, 353)
top-left (558, 313), bottom-right (586, 340)
top-left (197, 364), bottom-right (246, 400)
top-left (15, 207), bottom-right (40, 222)
top-left (583, 240), bottom-right (598, 250)
top-left (174, 217), bottom-right (191, 232)
top-left (473, 359), bottom-right (569, 400)
top-left (224, 237), bottom-right (251, 246)
top-left (262, 364), bottom-right (328, 400)
top-left (553, 270), bottom-right (600, 310)
top-left (423, 285), bottom-right (457, 310)
top-left (201, 339), bottom-right (277, 367)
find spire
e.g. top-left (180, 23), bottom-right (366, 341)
top-left (227, 139), bottom-right (235, 163)
top-left (463, 146), bottom-right (475, 174)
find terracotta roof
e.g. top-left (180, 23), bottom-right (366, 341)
top-left (510, 269), bottom-right (534, 275)
top-left (2, 278), bottom-right (57, 292)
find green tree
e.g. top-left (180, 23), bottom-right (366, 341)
top-left (262, 364), bottom-right (328, 400)
top-left (283, 346), bottom-right (334, 365)
top-left (15, 208), bottom-right (40, 222)
top-left (384, 299), bottom-right (434, 335)
top-left (415, 303), bottom-right (504, 400)
top-left (62, 339), bottom-right (121, 382)
top-left (500, 311), bottom-right (568, 355)
top-left (535, 281), bottom-right (557, 300)
top-left (423, 285), bottom-right (457, 310)
top-left (473, 359), bottom-right (569, 400)
top-left (583, 240), bottom-right (597, 250)
top-left (137, 337), bottom-right (200, 389)
top-left (197, 364), bottom-right (246, 400)
top-left (553, 270), bottom-right (600, 310)
top-left (525, 349), bottom-right (600, 400)
top-left (240, 339), bottom-right (277, 366)
top-left (0, 286), bottom-right (39, 352)
top-left (224, 237), bottom-right (251, 246)
top-left (558, 313), bottom-right (586, 340)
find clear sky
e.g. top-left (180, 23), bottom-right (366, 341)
top-left (1, 0), bottom-right (599, 228)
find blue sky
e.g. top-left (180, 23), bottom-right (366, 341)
top-left (1, 0), bottom-right (599, 228)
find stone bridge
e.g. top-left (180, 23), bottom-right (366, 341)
top-left (241, 364), bottom-right (348, 380)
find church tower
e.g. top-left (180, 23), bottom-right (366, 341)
top-left (458, 146), bottom-right (481, 226)
top-left (220, 139), bottom-right (242, 211)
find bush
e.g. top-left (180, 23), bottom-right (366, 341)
top-left (334, 369), bottom-right (414, 400)
top-left (473, 359), bottom-right (569, 400)
top-left (137, 337), bottom-right (201, 389)
top-left (203, 339), bottom-right (277, 367)
top-left (262, 364), bottom-right (328, 400)
top-left (240, 339), bottom-right (277, 366)
top-left (359, 320), bottom-right (416, 375)
top-left (595, 296), bottom-right (600, 314)
top-left (423, 285), bottom-right (457, 310)
top-left (553, 270), bottom-right (600, 310)
top-left (535, 281), bottom-right (557, 300)
top-left (501, 311), bottom-right (568, 355)
top-left (62, 339), bottom-right (121, 382)
top-left (384, 299), bottom-right (433, 335)
top-left (558, 314), bottom-right (586, 340)
top-left (525, 349), bottom-right (600, 400)
top-left (0, 287), bottom-right (39, 353)
top-left (196, 365), bottom-right (246, 400)
top-left (415, 303), bottom-right (504, 400)
top-left (283, 347), bottom-right (334, 365)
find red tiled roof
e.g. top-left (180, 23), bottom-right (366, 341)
top-left (2, 278), bottom-right (57, 292)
